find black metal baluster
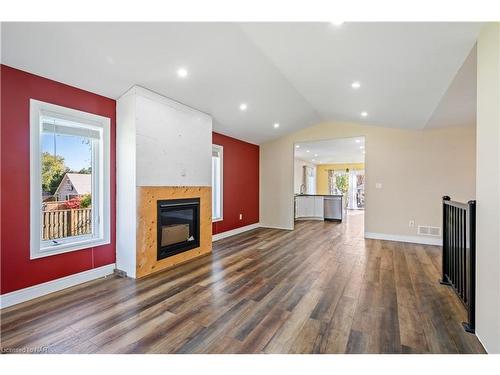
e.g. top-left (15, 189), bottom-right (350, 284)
top-left (453, 206), bottom-right (457, 288)
top-left (462, 200), bottom-right (476, 333)
top-left (451, 204), bottom-right (454, 283)
top-left (462, 208), bottom-right (466, 300)
top-left (457, 207), bottom-right (460, 292)
top-left (457, 207), bottom-right (460, 295)
top-left (440, 198), bottom-right (476, 334)
top-left (458, 208), bottom-right (462, 298)
top-left (441, 196), bottom-right (450, 285)
top-left (455, 207), bottom-right (460, 289)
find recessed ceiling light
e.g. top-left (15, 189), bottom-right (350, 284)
top-left (239, 103), bottom-right (248, 111)
top-left (355, 139), bottom-right (361, 143)
top-left (314, 154), bottom-right (318, 157)
top-left (351, 81), bottom-right (361, 89)
top-left (306, 150), bottom-right (310, 153)
top-left (361, 111), bottom-right (368, 117)
top-left (363, 151), bottom-right (366, 154)
top-left (331, 21), bottom-right (344, 27)
top-left (360, 146), bottom-right (365, 149)
top-left (312, 159), bottom-right (316, 162)
top-left (177, 67), bottom-right (188, 78)
top-left (273, 123), bottom-right (280, 129)
top-left (295, 145), bottom-right (300, 149)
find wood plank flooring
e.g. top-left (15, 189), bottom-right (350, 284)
top-left (0, 211), bottom-right (485, 353)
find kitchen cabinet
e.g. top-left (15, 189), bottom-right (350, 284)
top-left (295, 194), bottom-right (343, 221)
top-left (295, 195), bottom-right (324, 219)
top-left (296, 196), bottom-right (314, 217)
top-left (313, 196), bottom-right (324, 217)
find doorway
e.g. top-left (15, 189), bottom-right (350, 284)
top-left (293, 136), bottom-right (365, 223)
top-left (328, 168), bottom-right (365, 210)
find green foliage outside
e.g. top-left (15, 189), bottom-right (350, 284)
top-left (335, 174), bottom-right (349, 195)
top-left (78, 167), bottom-right (92, 174)
top-left (80, 194), bottom-right (92, 208)
top-left (41, 152), bottom-right (69, 194)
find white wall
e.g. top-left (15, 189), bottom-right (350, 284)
top-left (476, 23), bottom-right (500, 353)
top-left (260, 122), bottom-right (476, 239)
top-left (116, 86), bottom-right (212, 277)
top-left (134, 87), bottom-right (212, 187)
top-left (116, 90), bottom-right (137, 278)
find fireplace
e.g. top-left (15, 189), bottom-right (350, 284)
top-left (157, 198), bottom-right (200, 260)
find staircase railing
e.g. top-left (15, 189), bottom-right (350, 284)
top-left (440, 196), bottom-right (476, 333)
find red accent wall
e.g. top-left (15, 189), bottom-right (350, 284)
top-left (212, 132), bottom-right (259, 235)
top-left (0, 65), bottom-right (116, 294)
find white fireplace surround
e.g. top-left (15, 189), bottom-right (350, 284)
top-left (116, 86), bottom-right (213, 278)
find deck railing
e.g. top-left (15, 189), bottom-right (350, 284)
top-left (440, 196), bottom-right (476, 333)
top-left (42, 208), bottom-right (92, 240)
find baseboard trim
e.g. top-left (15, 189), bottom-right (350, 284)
top-left (212, 223), bottom-right (261, 241)
top-left (474, 331), bottom-right (489, 354)
top-left (260, 225), bottom-right (294, 231)
top-left (364, 232), bottom-right (442, 246)
top-left (0, 263), bottom-right (116, 309)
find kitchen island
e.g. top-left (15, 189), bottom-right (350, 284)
top-left (294, 194), bottom-right (343, 221)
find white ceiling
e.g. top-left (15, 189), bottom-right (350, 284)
top-left (426, 45), bottom-right (477, 128)
top-left (1, 22), bottom-right (481, 144)
top-left (240, 22), bottom-right (480, 130)
top-left (295, 137), bottom-right (365, 165)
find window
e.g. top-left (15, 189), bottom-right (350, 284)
top-left (212, 144), bottom-right (223, 221)
top-left (30, 100), bottom-right (110, 259)
top-left (303, 166), bottom-right (316, 195)
top-left (327, 169), bottom-right (365, 210)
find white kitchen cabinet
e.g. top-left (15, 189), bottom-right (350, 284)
top-left (295, 195), bottom-right (324, 219)
top-left (313, 196), bottom-right (324, 217)
top-left (296, 196), bottom-right (314, 217)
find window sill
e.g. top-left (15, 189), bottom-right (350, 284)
top-left (31, 237), bottom-right (110, 260)
top-left (212, 217), bottom-right (224, 223)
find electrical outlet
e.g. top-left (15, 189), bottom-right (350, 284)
top-left (375, 182), bottom-right (382, 189)
top-left (239, 213), bottom-right (243, 220)
top-left (409, 220), bottom-right (415, 228)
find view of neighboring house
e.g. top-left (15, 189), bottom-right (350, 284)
top-left (53, 173), bottom-right (91, 201)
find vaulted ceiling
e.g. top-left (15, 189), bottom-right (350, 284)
top-left (1, 22), bottom-right (481, 144)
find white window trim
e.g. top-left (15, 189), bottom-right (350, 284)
top-left (212, 144), bottom-right (223, 222)
top-left (30, 99), bottom-right (111, 259)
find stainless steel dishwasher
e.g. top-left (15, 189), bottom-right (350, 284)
top-left (324, 195), bottom-right (343, 221)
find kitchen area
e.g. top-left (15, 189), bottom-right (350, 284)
top-left (294, 137), bottom-right (365, 223)
top-left (295, 194), bottom-right (343, 221)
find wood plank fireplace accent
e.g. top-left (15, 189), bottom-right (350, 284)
top-left (136, 186), bottom-right (212, 278)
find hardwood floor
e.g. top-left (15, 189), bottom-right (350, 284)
top-left (0, 211), bottom-right (485, 354)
